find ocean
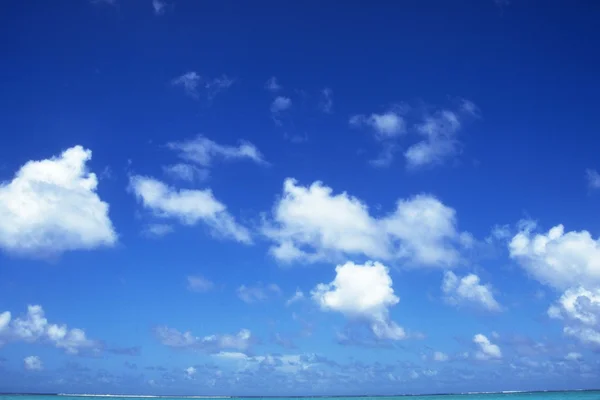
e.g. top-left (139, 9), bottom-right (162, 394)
top-left (1, 393), bottom-right (600, 400)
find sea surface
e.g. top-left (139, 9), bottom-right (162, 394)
top-left (2, 393), bottom-right (600, 400)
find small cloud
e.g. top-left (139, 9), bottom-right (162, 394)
top-left (237, 283), bottom-right (281, 303)
top-left (167, 135), bottom-right (267, 168)
top-left (142, 223), bottom-right (174, 238)
top-left (265, 77), bottom-right (282, 92)
top-left (433, 351), bottom-right (449, 362)
top-left (185, 366), bottom-right (196, 379)
top-left (442, 271), bottom-right (502, 312)
top-left (319, 88), bottom-right (333, 113)
top-left (286, 289), bottom-right (305, 306)
top-left (565, 352), bottom-right (582, 361)
top-left (172, 72), bottom-right (201, 98)
top-left (152, 0), bottom-right (166, 15)
top-left (350, 111), bottom-right (406, 139)
top-left (271, 96), bottom-right (292, 114)
top-left (473, 334), bottom-right (502, 360)
top-left (24, 356), bottom-right (43, 371)
top-left (586, 169), bottom-right (600, 189)
top-left (187, 275), bottom-right (214, 292)
top-left (171, 72), bottom-right (234, 100)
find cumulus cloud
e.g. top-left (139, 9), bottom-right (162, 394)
top-left (319, 88), bottom-right (333, 113)
top-left (24, 356), bottom-right (42, 371)
top-left (473, 334), bottom-right (502, 360)
top-left (171, 71), bottom-right (233, 99)
top-left (405, 100), bottom-right (477, 169)
top-left (0, 145), bottom-right (117, 257)
top-left (154, 326), bottom-right (253, 353)
top-left (352, 100), bottom-right (477, 168)
top-left (312, 261), bottom-right (406, 340)
top-left (509, 223), bottom-right (600, 291)
top-left (586, 169), bottom-right (600, 190)
top-left (167, 135), bottom-right (267, 168)
top-left (349, 111), bottom-right (406, 139)
top-left (442, 271), bottom-right (502, 311)
top-left (271, 96), bottom-right (292, 113)
top-left (187, 275), bottom-right (214, 292)
top-left (237, 283), bottom-right (281, 303)
top-left (129, 175), bottom-right (251, 244)
top-left (265, 77), bottom-right (281, 92)
top-left (0, 305), bottom-right (99, 354)
top-left (162, 163), bottom-right (209, 182)
top-left (548, 287), bottom-right (600, 346)
top-left (263, 178), bottom-right (469, 266)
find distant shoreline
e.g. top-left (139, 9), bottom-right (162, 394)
top-left (0, 390), bottom-right (599, 398)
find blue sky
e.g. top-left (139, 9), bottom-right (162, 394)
top-left (1, 0), bottom-right (600, 396)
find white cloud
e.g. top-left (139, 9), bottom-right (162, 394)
top-left (509, 222), bottom-right (600, 291)
top-left (319, 88), bottom-right (333, 113)
top-left (350, 111), bottom-right (406, 139)
top-left (187, 275), bottom-right (214, 292)
top-left (152, 0), bottom-right (165, 15)
top-left (404, 102), bottom-right (475, 169)
top-left (171, 72), bottom-right (233, 99)
top-left (172, 72), bottom-right (201, 97)
top-left (548, 287), bottom-right (600, 346)
top-left (142, 223), bottom-right (174, 238)
top-left (286, 289), bottom-right (305, 306)
top-left (0, 145), bottom-right (116, 257)
top-left (0, 305), bottom-right (98, 354)
top-left (129, 175), bottom-right (251, 244)
top-left (433, 351), bottom-right (449, 362)
top-left (312, 261), bottom-right (406, 340)
top-left (163, 163), bottom-right (209, 182)
top-left (442, 271), bottom-right (501, 311)
top-left (473, 334), bottom-right (502, 360)
top-left (271, 96), bottom-right (292, 113)
top-left (154, 326), bottom-right (253, 353)
top-left (565, 352), bottom-right (582, 361)
top-left (263, 178), bottom-right (468, 267)
top-left (213, 352), bottom-right (314, 374)
top-left (265, 77), bottom-right (281, 92)
top-left (167, 135), bottom-right (267, 168)
top-left (586, 169), bottom-right (600, 189)
top-left (185, 366), bottom-right (197, 378)
top-left (24, 356), bottom-right (42, 371)
top-left (237, 283), bottom-right (281, 303)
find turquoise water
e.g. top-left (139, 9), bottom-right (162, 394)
top-left (1, 393), bottom-right (600, 400)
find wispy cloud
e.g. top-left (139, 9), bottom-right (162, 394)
top-left (187, 275), bottom-right (214, 292)
top-left (265, 77), bottom-right (282, 92)
top-left (152, 0), bottom-right (166, 15)
top-left (586, 169), bottom-right (600, 189)
top-left (167, 135), bottom-right (267, 168)
top-left (129, 175), bottom-right (252, 244)
top-left (171, 71), bottom-right (234, 100)
top-left (237, 283), bottom-right (282, 303)
top-left (162, 163), bottom-right (209, 182)
top-left (319, 88), bottom-right (333, 113)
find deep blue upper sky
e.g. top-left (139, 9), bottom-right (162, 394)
top-left (1, 0), bottom-right (600, 396)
